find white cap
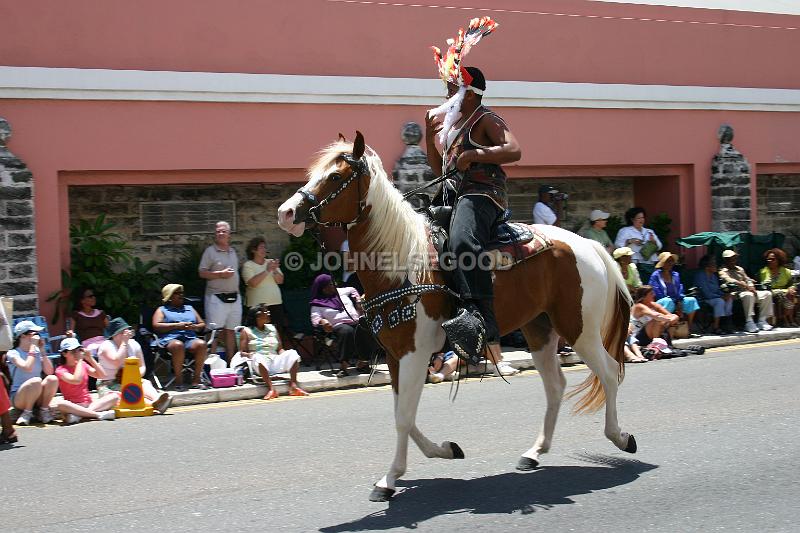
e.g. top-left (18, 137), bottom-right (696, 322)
top-left (13, 320), bottom-right (44, 337)
top-left (59, 337), bottom-right (82, 352)
top-left (589, 209), bottom-right (610, 222)
top-left (722, 249), bottom-right (738, 258)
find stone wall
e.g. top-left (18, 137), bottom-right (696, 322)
top-left (756, 173), bottom-right (800, 255)
top-left (710, 125), bottom-right (751, 232)
top-left (507, 177), bottom-right (635, 234)
top-left (0, 118), bottom-right (38, 317)
top-left (68, 183), bottom-right (300, 270)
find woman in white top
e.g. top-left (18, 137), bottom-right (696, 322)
top-left (241, 237), bottom-right (286, 331)
top-left (615, 207), bottom-right (662, 266)
top-left (630, 285), bottom-right (679, 348)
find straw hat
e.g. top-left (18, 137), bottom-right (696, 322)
top-left (612, 247), bottom-right (634, 260)
top-left (655, 252), bottom-right (679, 269)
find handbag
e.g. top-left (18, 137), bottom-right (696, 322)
top-left (640, 239), bottom-right (659, 261)
top-left (668, 321), bottom-right (690, 339)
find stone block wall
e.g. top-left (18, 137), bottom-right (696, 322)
top-left (68, 183), bottom-right (300, 271)
top-left (756, 173), bottom-right (800, 255)
top-left (0, 118), bottom-right (38, 317)
top-left (507, 177), bottom-right (635, 234)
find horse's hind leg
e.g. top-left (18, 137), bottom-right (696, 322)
top-left (572, 334), bottom-right (634, 452)
top-left (517, 317), bottom-right (565, 471)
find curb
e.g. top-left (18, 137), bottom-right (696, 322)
top-left (169, 329), bottom-right (800, 408)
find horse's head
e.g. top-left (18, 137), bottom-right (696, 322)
top-left (277, 131), bottom-right (369, 237)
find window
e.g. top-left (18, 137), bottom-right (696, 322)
top-left (139, 201), bottom-right (236, 235)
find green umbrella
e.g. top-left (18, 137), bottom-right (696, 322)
top-left (676, 231), bottom-right (745, 249)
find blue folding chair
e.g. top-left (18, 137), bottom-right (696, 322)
top-left (11, 315), bottom-right (65, 364)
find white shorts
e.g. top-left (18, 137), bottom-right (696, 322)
top-left (204, 293), bottom-right (243, 330)
top-left (254, 350), bottom-right (301, 375)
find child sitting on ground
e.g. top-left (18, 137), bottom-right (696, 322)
top-left (54, 338), bottom-right (118, 424)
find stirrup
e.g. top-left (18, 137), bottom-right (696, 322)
top-left (442, 307), bottom-right (487, 365)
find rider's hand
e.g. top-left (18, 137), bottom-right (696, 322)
top-left (456, 150), bottom-right (477, 171)
top-left (425, 112), bottom-right (442, 141)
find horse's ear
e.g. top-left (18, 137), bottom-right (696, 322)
top-left (353, 131), bottom-right (365, 160)
top-left (338, 133), bottom-right (347, 142)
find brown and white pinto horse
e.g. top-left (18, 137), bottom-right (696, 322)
top-left (277, 132), bottom-right (636, 502)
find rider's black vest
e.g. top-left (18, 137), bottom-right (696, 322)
top-left (444, 107), bottom-right (508, 211)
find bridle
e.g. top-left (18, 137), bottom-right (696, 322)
top-left (294, 155), bottom-right (369, 228)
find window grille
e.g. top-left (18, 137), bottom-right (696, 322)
top-left (139, 201), bottom-right (236, 235)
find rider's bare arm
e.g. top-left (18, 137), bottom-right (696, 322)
top-left (424, 112), bottom-right (444, 175)
top-left (456, 117), bottom-right (521, 171)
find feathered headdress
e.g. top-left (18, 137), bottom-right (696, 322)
top-left (428, 17), bottom-right (499, 147)
top-left (431, 16), bottom-right (498, 92)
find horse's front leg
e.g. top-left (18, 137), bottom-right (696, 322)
top-left (370, 350), bottom-right (436, 502)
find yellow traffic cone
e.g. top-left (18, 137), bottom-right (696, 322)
top-left (114, 357), bottom-right (154, 417)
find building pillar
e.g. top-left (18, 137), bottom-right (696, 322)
top-left (0, 117), bottom-right (39, 317)
top-left (392, 122), bottom-right (435, 209)
top-left (711, 124), bottom-right (751, 232)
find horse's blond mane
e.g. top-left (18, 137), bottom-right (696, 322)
top-left (307, 140), bottom-right (430, 283)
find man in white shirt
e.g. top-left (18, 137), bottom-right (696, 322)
top-left (532, 185), bottom-right (562, 225)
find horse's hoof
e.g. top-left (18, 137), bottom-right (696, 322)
top-left (369, 486), bottom-right (395, 502)
top-left (450, 442), bottom-right (465, 459)
top-left (624, 434), bottom-right (637, 454)
top-left (516, 456), bottom-right (539, 471)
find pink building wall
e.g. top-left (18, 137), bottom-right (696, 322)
top-left (1, 1), bottom-right (799, 318)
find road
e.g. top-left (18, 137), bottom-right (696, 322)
top-left (2, 340), bottom-right (798, 532)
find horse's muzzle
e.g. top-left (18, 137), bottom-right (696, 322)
top-left (277, 193), bottom-right (308, 237)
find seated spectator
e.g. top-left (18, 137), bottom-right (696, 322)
top-left (578, 209), bottom-right (613, 253)
top-left (152, 284), bottom-right (209, 391)
top-left (694, 255), bottom-right (735, 334)
top-left (759, 248), bottom-right (798, 327)
top-left (309, 274), bottom-right (377, 378)
top-left (428, 350), bottom-right (460, 383)
top-left (624, 323), bottom-right (648, 363)
top-left (630, 286), bottom-right (679, 348)
top-left (65, 287), bottom-right (109, 354)
top-left (719, 249), bottom-right (774, 333)
top-left (232, 304), bottom-right (308, 400)
top-left (54, 338), bottom-right (117, 424)
top-left (6, 321), bottom-right (59, 425)
top-left (614, 207), bottom-right (662, 279)
top-left (613, 247), bottom-right (642, 295)
top-left (648, 252), bottom-right (700, 334)
top-left (1, 367), bottom-right (17, 443)
top-left (97, 318), bottom-right (172, 414)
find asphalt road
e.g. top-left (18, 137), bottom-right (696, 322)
top-left (2, 340), bottom-right (799, 532)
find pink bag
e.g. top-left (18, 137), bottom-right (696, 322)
top-left (209, 369), bottom-right (239, 388)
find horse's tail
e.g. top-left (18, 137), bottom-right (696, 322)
top-left (568, 240), bottom-right (632, 414)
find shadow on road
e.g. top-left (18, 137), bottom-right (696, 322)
top-left (320, 454), bottom-right (657, 532)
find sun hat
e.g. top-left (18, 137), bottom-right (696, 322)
top-left (647, 337), bottom-right (672, 354)
top-left (589, 209), bottom-right (610, 222)
top-left (13, 320), bottom-right (44, 338)
top-left (161, 283), bottom-right (184, 303)
top-left (59, 337), bottom-right (82, 352)
top-left (106, 317), bottom-right (132, 339)
top-left (722, 249), bottom-right (738, 258)
top-left (655, 251), bottom-right (679, 269)
top-left (612, 247), bottom-right (634, 260)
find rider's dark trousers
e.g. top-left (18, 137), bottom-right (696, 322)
top-left (448, 194), bottom-right (502, 342)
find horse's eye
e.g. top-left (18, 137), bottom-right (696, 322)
top-left (329, 172), bottom-right (342, 181)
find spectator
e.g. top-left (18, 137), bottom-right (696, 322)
top-left (242, 237), bottom-right (288, 335)
top-left (579, 209), bottom-right (613, 253)
top-left (65, 287), bottom-right (109, 353)
top-left (6, 321), bottom-right (59, 425)
top-left (54, 338), bottom-right (117, 424)
top-left (624, 323), bottom-right (648, 363)
top-left (152, 284), bottom-right (209, 391)
top-left (309, 273), bottom-right (376, 378)
top-left (759, 248), bottom-right (798, 327)
top-left (232, 304), bottom-right (308, 400)
top-left (614, 207), bottom-right (662, 279)
top-left (613, 247), bottom-right (642, 294)
top-left (428, 350), bottom-right (460, 383)
top-left (532, 185), bottom-right (563, 226)
top-left (648, 252), bottom-right (700, 334)
top-left (694, 254), bottom-right (735, 334)
top-left (199, 220), bottom-right (241, 361)
top-left (719, 249), bottom-right (774, 333)
top-left (1, 363), bottom-right (17, 443)
top-left (97, 318), bottom-right (172, 413)
top-left (630, 286), bottom-right (679, 348)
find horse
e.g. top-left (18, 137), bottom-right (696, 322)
top-left (277, 132), bottom-right (636, 502)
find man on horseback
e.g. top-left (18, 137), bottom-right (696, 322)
top-left (425, 17), bottom-right (521, 374)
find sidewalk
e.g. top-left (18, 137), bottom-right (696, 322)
top-left (169, 327), bottom-right (800, 407)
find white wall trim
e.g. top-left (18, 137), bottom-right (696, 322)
top-left (1, 66), bottom-right (800, 112)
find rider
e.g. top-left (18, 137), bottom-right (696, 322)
top-left (425, 18), bottom-right (521, 374)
